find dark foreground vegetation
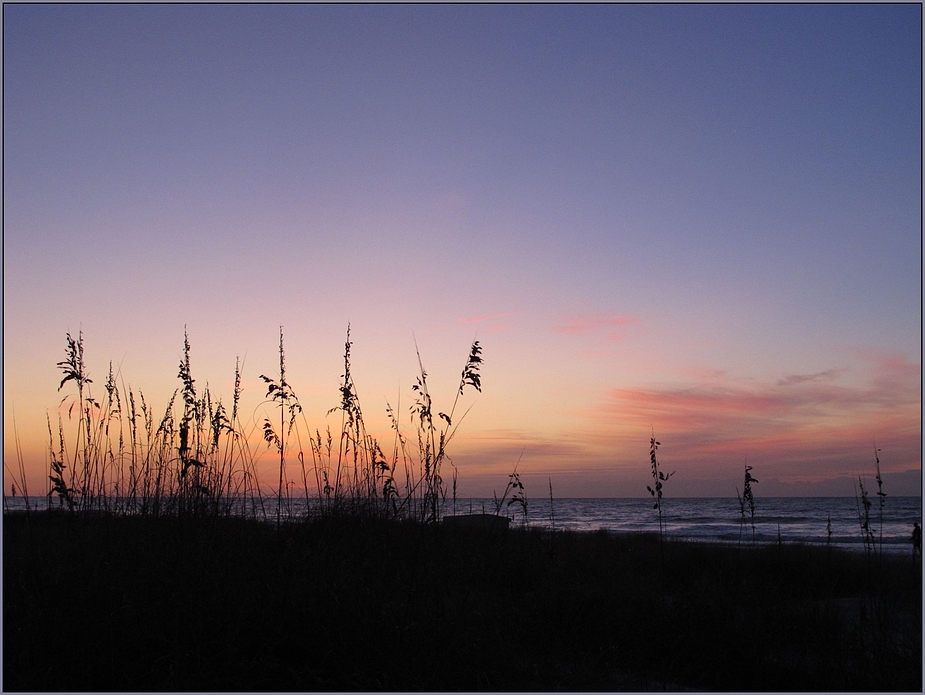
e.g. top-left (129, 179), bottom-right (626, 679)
top-left (6, 330), bottom-right (922, 690)
top-left (4, 511), bottom-right (921, 692)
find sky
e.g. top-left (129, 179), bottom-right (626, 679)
top-left (3, 4), bottom-right (922, 499)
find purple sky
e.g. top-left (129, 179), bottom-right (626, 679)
top-left (4, 4), bottom-right (921, 497)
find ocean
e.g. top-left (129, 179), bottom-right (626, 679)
top-left (456, 495), bottom-right (923, 554)
top-left (5, 494), bottom-right (922, 555)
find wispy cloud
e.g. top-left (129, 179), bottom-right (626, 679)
top-left (459, 312), bottom-right (520, 332)
top-left (455, 431), bottom-right (591, 470)
top-left (585, 353), bottom-right (921, 484)
top-left (433, 350), bottom-right (921, 496)
top-left (462, 311), bottom-right (520, 324)
top-left (777, 367), bottom-right (848, 386)
top-left (553, 312), bottom-right (642, 343)
top-left (418, 311), bottom-right (519, 335)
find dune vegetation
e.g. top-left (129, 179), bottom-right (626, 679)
top-left (3, 330), bottom-right (922, 691)
top-left (18, 327), bottom-right (483, 524)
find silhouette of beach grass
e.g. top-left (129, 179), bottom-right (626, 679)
top-left (4, 329), bottom-right (921, 690)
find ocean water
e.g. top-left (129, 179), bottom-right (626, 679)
top-left (5, 495), bottom-right (922, 554)
top-left (446, 496), bottom-right (923, 554)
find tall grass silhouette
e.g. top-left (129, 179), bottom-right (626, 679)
top-left (39, 327), bottom-right (483, 524)
top-left (646, 430), bottom-right (673, 548)
top-left (260, 327), bottom-right (302, 526)
top-left (4, 331), bottom-right (921, 693)
top-left (874, 446), bottom-right (887, 555)
top-left (491, 448), bottom-right (527, 526)
top-left (736, 463), bottom-right (759, 543)
top-left (856, 476), bottom-right (876, 558)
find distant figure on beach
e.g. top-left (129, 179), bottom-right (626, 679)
top-left (912, 522), bottom-right (921, 556)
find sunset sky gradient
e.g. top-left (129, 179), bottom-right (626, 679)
top-left (4, 4), bottom-right (921, 497)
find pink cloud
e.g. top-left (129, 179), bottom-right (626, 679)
top-left (425, 353), bottom-right (922, 496)
top-left (461, 311), bottom-right (520, 325)
top-left (585, 360), bottom-right (921, 483)
top-left (553, 312), bottom-right (642, 344)
top-left (856, 348), bottom-right (921, 378)
top-left (554, 312), bottom-right (641, 335)
top-left (777, 367), bottom-right (848, 386)
top-left (417, 311), bottom-right (519, 335)
top-left (611, 354), bottom-right (917, 423)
